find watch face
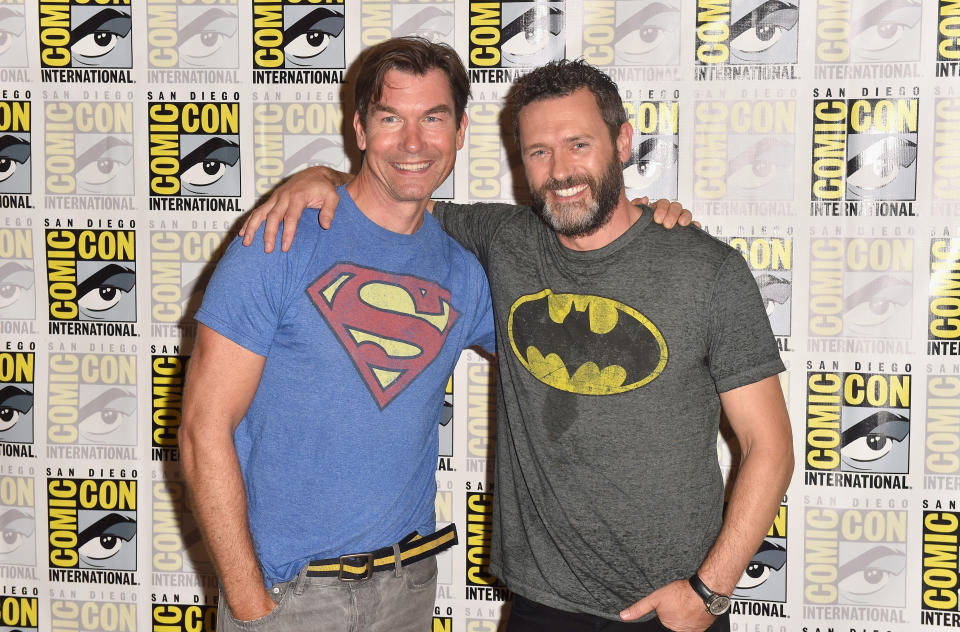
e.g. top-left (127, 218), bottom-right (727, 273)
top-left (707, 595), bottom-right (731, 615)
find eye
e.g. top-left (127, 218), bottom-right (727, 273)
top-left (396, 7), bottom-right (454, 43)
top-left (78, 388), bottom-right (136, 443)
top-left (735, 539), bottom-right (787, 593)
top-left (283, 7), bottom-right (344, 63)
top-left (840, 411), bottom-right (909, 466)
top-left (842, 433), bottom-right (896, 462)
top-left (0, 262), bottom-right (33, 310)
top-left (842, 275), bottom-right (911, 331)
top-left (852, 1), bottom-right (921, 54)
top-left (729, 3), bottom-right (799, 56)
top-left (0, 508), bottom-right (33, 554)
top-left (0, 6), bottom-right (25, 57)
top-left (738, 561), bottom-right (772, 589)
top-left (179, 8), bottom-right (238, 62)
top-left (0, 135), bottom-right (30, 184)
top-left (838, 546), bottom-right (905, 600)
top-left (179, 137), bottom-right (240, 192)
top-left (286, 31), bottom-right (331, 59)
top-left (727, 138), bottom-right (793, 195)
top-left (0, 385), bottom-right (33, 433)
top-left (755, 273), bottom-right (791, 315)
top-left (74, 31), bottom-right (118, 58)
top-left (846, 137), bottom-right (917, 192)
top-left (70, 9), bottom-right (131, 62)
top-left (284, 137), bottom-right (346, 174)
top-left (76, 136), bottom-right (133, 192)
top-left (78, 283), bottom-right (126, 312)
top-left (77, 264), bottom-right (136, 316)
top-left (501, 6), bottom-right (563, 58)
top-left (182, 160), bottom-right (226, 187)
top-left (624, 138), bottom-right (677, 190)
top-left (78, 514), bottom-right (137, 562)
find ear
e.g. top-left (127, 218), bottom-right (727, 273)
top-left (353, 111), bottom-right (366, 151)
top-left (456, 112), bottom-right (468, 150)
top-left (616, 121), bottom-right (632, 164)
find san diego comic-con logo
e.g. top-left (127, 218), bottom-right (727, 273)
top-left (152, 480), bottom-right (214, 578)
top-left (148, 95), bottom-right (241, 211)
top-left (693, 96), bottom-right (796, 215)
top-left (0, 97), bottom-right (31, 206)
top-left (810, 94), bottom-right (920, 217)
top-left (150, 228), bottom-right (227, 326)
top-left (52, 596), bottom-right (135, 632)
top-left (933, 97), bottom-right (960, 212)
top-left (623, 99), bottom-right (679, 202)
top-left (467, 99), bottom-right (516, 202)
top-left (929, 238), bottom-right (960, 356)
top-left (465, 490), bottom-right (508, 600)
top-left (0, 0), bottom-right (29, 69)
top-left (469, 0), bottom-right (565, 73)
top-left (147, 0), bottom-right (240, 73)
top-left (925, 373), bottom-right (960, 481)
top-left (807, 236), bottom-right (913, 342)
top-left (359, 0), bottom-right (455, 47)
top-left (804, 368), bottom-right (911, 489)
top-left (723, 236), bottom-right (793, 339)
top-left (803, 505), bottom-right (908, 619)
top-left (432, 615), bottom-right (453, 632)
top-left (582, 0), bottom-right (681, 72)
top-left (731, 504), bottom-right (787, 615)
top-left (815, 0), bottom-right (922, 75)
top-left (46, 351), bottom-right (137, 457)
top-left (307, 263), bottom-right (460, 409)
top-left (921, 504), bottom-right (960, 626)
top-left (44, 98), bottom-right (135, 202)
top-left (45, 227), bottom-right (137, 336)
top-left (0, 351), bottom-right (34, 451)
top-left (0, 474), bottom-right (36, 568)
top-left (0, 595), bottom-right (37, 632)
top-left (938, 1), bottom-right (960, 77)
top-left (47, 474), bottom-right (138, 583)
top-left (152, 603), bottom-right (217, 632)
top-left (695, 0), bottom-right (799, 81)
top-left (508, 290), bottom-right (667, 396)
top-left (38, 0), bottom-right (134, 83)
top-left (151, 352), bottom-right (189, 463)
top-left (252, 0), bottom-right (345, 84)
top-left (0, 227), bottom-right (36, 325)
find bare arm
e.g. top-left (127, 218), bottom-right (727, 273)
top-left (179, 325), bottom-right (272, 621)
top-left (620, 376), bottom-right (793, 631)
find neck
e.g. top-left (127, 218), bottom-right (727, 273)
top-left (556, 191), bottom-right (641, 251)
top-left (346, 170), bottom-right (428, 234)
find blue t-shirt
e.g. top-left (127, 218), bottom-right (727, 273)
top-left (195, 188), bottom-right (495, 586)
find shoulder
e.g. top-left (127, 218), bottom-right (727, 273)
top-left (646, 222), bottom-right (738, 266)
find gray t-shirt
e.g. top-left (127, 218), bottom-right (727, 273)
top-left (434, 201), bottom-right (785, 620)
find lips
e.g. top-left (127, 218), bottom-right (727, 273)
top-left (551, 183), bottom-right (589, 199)
top-left (393, 160), bottom-right (432, 172)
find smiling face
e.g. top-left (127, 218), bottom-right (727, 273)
top-left (354, 68), bottom-right (466, 208)
top-left (518, 89), bottom-right (630, 237)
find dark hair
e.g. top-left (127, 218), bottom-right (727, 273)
top-left (354, 36), bottom-right (470, 126)
top-left (506, 59), bottom-right (627, 147)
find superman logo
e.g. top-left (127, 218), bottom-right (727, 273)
top-left (307, 263), bottom-right (459, 408)
top-left (508, 290), bottom-right (667, 395)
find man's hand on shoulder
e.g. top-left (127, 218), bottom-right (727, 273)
top-left (240, 166), bottom-right (350, 253)
top-left (634, 197), bottom-right (698, 229)
top-left (619, 579), bottom-right (716, 632)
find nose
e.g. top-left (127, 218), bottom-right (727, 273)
top-left (402, 122), bottom-right (423, 153)
top-left (550, 150), bottom-right (572, 183)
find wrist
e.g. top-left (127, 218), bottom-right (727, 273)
top-left (688, 573), bottom-right (732, 616)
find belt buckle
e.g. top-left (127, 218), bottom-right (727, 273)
top-left (338, 553), bottom-right (375, 582)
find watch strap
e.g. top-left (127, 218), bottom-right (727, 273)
top-left (688, 573), bottom-right (714, 603)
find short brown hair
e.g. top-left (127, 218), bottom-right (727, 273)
top-left (354, 37), bottom-right (470, 126)
top-left (506, 59), bottom-right (627, 147)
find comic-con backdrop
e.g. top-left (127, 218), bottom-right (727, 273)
top-left (0, 1), bottom-right (958, 631)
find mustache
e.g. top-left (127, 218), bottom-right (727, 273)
top-left (540, 174), bottom-right (597, 193)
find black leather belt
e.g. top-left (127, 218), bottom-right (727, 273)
top-left (306, 524), bottom-right (457, 582)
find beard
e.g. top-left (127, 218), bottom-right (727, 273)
top-left (529, 153), bottom-right (624, 238)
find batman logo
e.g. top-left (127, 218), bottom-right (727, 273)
top-left (508, 290), bottom-right (667, 395)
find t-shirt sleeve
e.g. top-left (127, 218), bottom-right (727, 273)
top-left (707, 251), bottom-right (785, 392)
top-left (432, 201), bottom-right (518, 266)
top-left (463, 263), bottom-right (496, 353)
top-left (194, 230), bottom-right (293, 357)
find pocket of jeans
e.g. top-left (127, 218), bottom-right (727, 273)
top-left (403, 556), bottom-right (438, 591)
top-left (226, 584), bottom-right (291, 628)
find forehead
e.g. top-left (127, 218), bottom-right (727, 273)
top-left (375, 67), bottom-right (455, 109)
top-left (517, 89), bottom-right (607, 143)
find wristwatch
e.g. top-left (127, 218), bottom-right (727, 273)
top-left (688, 573), bottom-right (731, 616)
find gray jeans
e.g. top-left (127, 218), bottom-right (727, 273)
top-left (218, 556), bottom-right (438, 632)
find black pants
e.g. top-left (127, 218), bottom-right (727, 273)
top-left (505, 594), bottom-right (731, 632)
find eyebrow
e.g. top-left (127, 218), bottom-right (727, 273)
top-left (370, 104), bottom-right (454, 117)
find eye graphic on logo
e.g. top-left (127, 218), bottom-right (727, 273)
top-left (0, 385), bottom-right (32, 435)
top-left (395, 6), bottom-right (453, 43)
top-left (78, 387), bottom-right (136, 444)
top-left (735, 539), bottom-right (786, 593)
top-left (838, 545), bottom-right (905, 603)
top-left (0, 508), bottom-right (34, 555)
top-left (283, 7), bottom-right (345, 66)
top-left (755, 273), bottom-right (791, 316)
top-left (851, 0), bottom-right (921, 61)
top-left (623, 137), bottom-right (678, 192)
top-left (614, 2), bottom-right (680, 65)
top-left (0, 135), bottom-right (30, 185)
top-left (179, 137), bottom-right (240, 194)
top-left (729, 0), bottom-right (799, 61)
top-left (284, 137), bottom-right (347, 176)
top-left (501, 5), bottom-right (564, 63)
top-left (178, 8), bottom-right (238, 66)
top-left (846, 137), bottom-right (917, 193)
top-left (76, 136), bottom-right (133, 195)
top-left (842, 275), bottom-right (911, 334)
top-left (726, 137), bottom-right (793, 197)
top-left (840, 410), bottom-right (909, 469)
top-left (77, 264), bottom-right (136, 319)
top-left (0, 262), bottom-right (33, 314)
top-left (71, 9), bottom-right (132, 65)
top-left (78, 513), bottom-right (137, 565)
top-left (0, 6), bottom-right (27, 65)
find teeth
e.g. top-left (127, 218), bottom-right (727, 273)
top-left (552, 184), bottom-right (588, 198)
top-left (394, 161), bottom-right (430, 172)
